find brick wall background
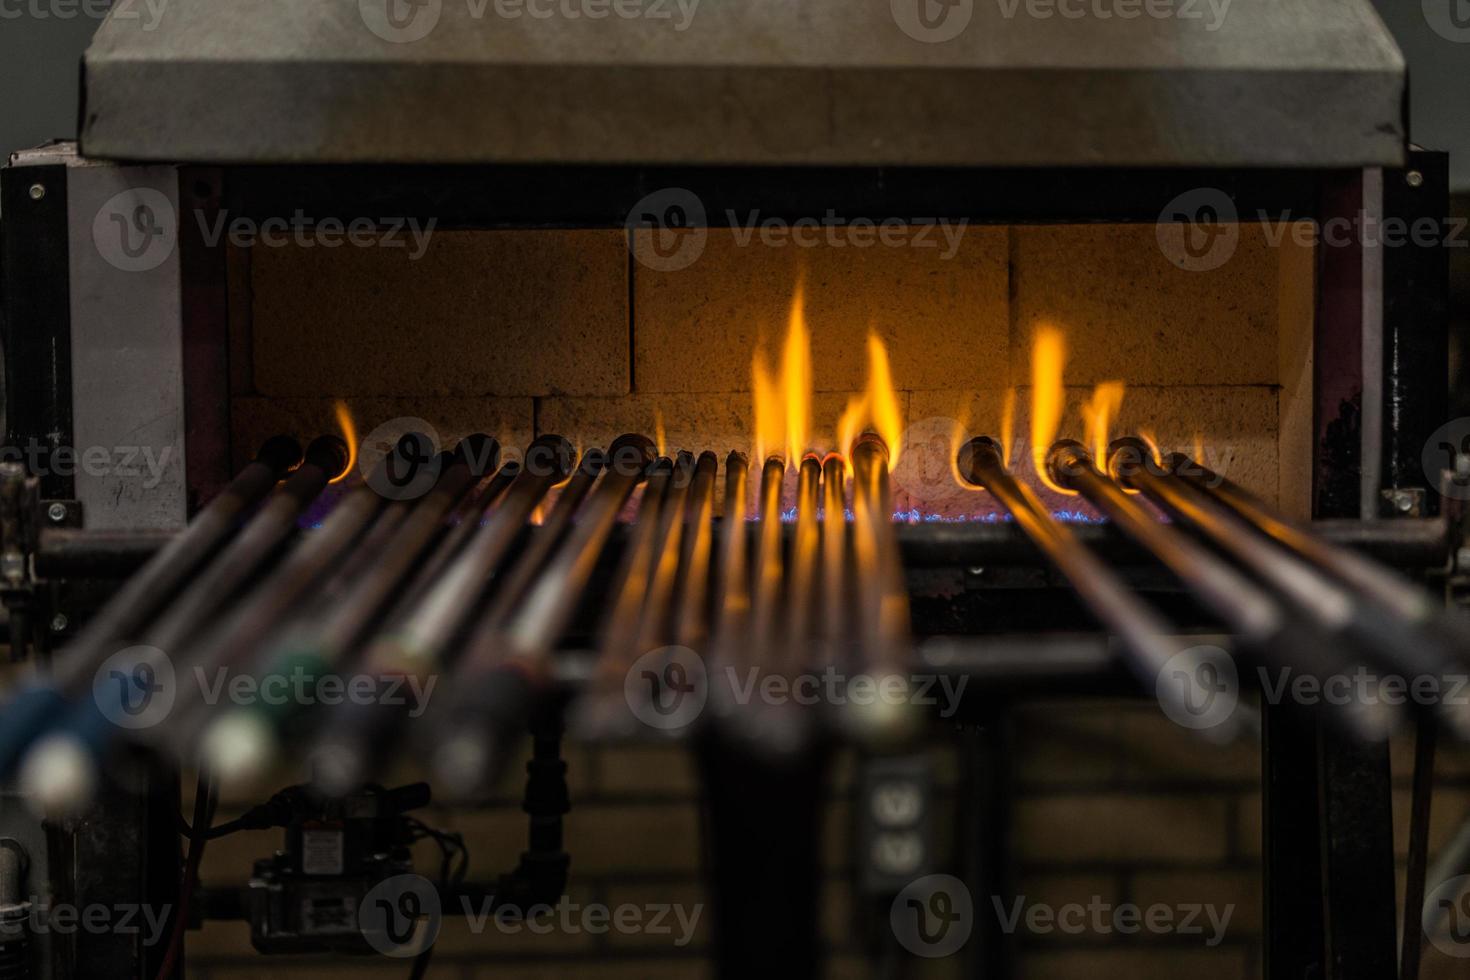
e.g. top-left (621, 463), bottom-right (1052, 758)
top-left (231, 222), bottom-right (1315, 520)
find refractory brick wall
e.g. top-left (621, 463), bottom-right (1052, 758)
top-left (231, 222), bottom-right (1315, 520)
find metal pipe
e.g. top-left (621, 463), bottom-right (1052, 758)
top-left (672, 451), bottom-right (719, 651)
top-left (197, 445), bottom-right (483, 792)
top-left (1112, 439), bottom-right (1470, 737)
top-left (710, 452), bottom-right (752, 651)
top-left (819, 453), bottom-right (848, 671)
top-left (1047, 439), bottom-right (1399, 741)
top-left (310, 435), bottom-right (574, 796)
top-left (846, 434), bottom-right (917, 746)
top-left (785, 455), bottom-right (822, 664)
top-left (958, 436), bottom-right (1235, 738)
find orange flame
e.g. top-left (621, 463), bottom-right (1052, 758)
top-left (865, 332), bottom-right (903, 468)
top-left (1192, 431), bottom-right (1206, 466)
top-left (783, 287), bottom-right (812, 464)
top-left (835, 394), bottom-right (866, 475)
top-left (750, 285), bottom-right (815, 467)
top-left (752, 345), bottom-right (782, 465)
top-left (330, 400), bottom-right (357, 483)
top-left (1000, 388), bottom-right (1017, 468)
top-left (654, 409), bottom-right (668, 458)
top-left (1082, 381), bottom-right (1126, 464)
top-left (1030, 326), bottom-right (1074, 495)
top-left (1138, 428), bottom-right (1164, 467)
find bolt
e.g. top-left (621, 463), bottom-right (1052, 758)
top-left (46, 502), bottom-right (67, 523)
top-left (966, 566), bottom-right (984, 577)
top-left (50, 613), bottom-right (68, 633)
top-left (1392, 491), bottom-right (1416, 514)
top-left (1406, 171), bottom-right (1424, 189)
top-left (27, 183), bottom-right (44, 201)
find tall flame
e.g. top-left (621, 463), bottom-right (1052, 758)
top-left (865, 332), bottom-right (903, 468)
top-left (836, 394), bottom-right (866, 473)
top-left (1000, 387), bottom-right (1017, 468)
top-left (1082, 381), bottom-right (1126, 464)
top-left (1030, 326), bottom-right (1072, 494)
top-left (654, 408), bottom-right (668, 458)
top-left (783, 286), bottom-right (812, 465)
top-left (1192, 431), bottom-right (1206, 466)
top-left (752, 346), bottom-right (782, 465)
top-left (331, 399), bottom-right (357, 483)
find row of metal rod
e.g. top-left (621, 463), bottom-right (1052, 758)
top-left (2, 428), bottom-right (1467, 817)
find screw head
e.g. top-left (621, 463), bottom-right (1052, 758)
top-left (49, 613), bottom-right (68, 633)
top-left (46, 502), bottom-right (67, 523)
top-left (1393, 491), bottom-right (1415, 514)
top-left (1406, 171), bottom-right (1425, 189)
top-left (27, 183), bottom-right (45, 201)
